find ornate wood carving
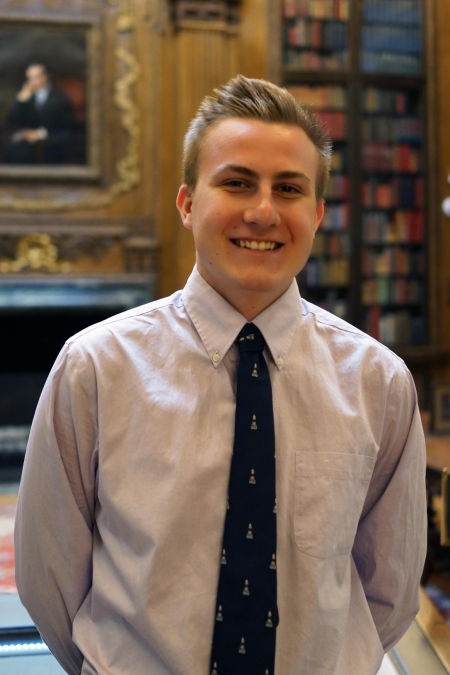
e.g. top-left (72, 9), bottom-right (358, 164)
top-left (0, 234), bottom-right (72, 273)
top-left (170, 0), bottom-right (242, 26)
top-left (0, 217), bottom-right (158, 274)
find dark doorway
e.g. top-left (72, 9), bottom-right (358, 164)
top-left (0, 308), bottom-right (115, 480)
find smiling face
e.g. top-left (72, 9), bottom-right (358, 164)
top-left (176, 118), bottom-right (324, 320)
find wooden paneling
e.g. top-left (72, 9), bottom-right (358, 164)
top-left (435, 0), bottom-right (450, 379)
top-left (237, 0), bottom-right (269, 79)
top-left (156, 13), bottom-right (180, 298)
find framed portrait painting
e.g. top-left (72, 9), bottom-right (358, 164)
top-left (0, 13), bottom-right (101, 180)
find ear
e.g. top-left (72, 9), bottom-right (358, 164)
top-left (313, 200), bottom-right (325, 235)
top-left (176, 184), bottom-right (194, 231)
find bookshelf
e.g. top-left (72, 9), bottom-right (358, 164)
top-left (291, 84), bottom-right (350, 318)
top-left (273, 0), bottom-right (440, 358)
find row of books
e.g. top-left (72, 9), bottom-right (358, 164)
top-left (287, 85), bottom-right (347, 110)
top-left (325, 173), bottom-right (349, 200)
top-left (362, 143), bottom-right (421, 173)
top-left (362, 277), bottom-right (422, 305)
top-left (284, 44), bottom-right (420, 78)
top-left (330, 147), bottom-right (347, 172)
top-left (363, 210), bottom-right (424, 244)
top-left (321, 203), bottom-right (349, 230)
top-left (314, 111), bottom-right (346, 140)
top-left (362, 247), bottom-right (424, 276)
top-left (365, 308), bottom-right (425, 346)
top-left (304, 258), bottom-right (349, 287)
top-left (361, 51), bottom-right (422, 74)
top-left (284, 0), bottom-right (349, 21)
top-left (361, 25), bottom-right (421, 55)
top-left (315, 295), bottom-right (348, 319)
top-left (287, 19), bottom-right (347, 50)
top-left (362, 116), bottom-right (422, 143)
top-left (362, 176), bottom-right (424, 209)
top-left (284, 49), bottom-right (348, 71)
top-left (363, 89), bottom-right (412, 115)
top-left (363, 1), bottom-right (421, 27)
top-left (311, 231), bottom-right (350, 257)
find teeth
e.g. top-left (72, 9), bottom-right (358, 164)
top-left (236, 240), bottom-right (277, 250)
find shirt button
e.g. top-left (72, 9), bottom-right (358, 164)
top-left (276, 356), bottom-right (284, 367)
top-left (212, 353), bottom-right (220, 363)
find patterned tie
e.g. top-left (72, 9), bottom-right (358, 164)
top-left (210, 323), bottom-right (278, 675)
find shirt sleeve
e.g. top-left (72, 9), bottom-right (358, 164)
top-left (352, 363), bottom-right (427, 652)
top-left (14, 340), bottom-right (98, 675)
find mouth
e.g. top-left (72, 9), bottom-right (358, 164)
top-left (231, 239), bottom-right (282, 251)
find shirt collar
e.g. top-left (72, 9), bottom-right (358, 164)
top-left (182, 266), bottom-right (303, 370)
top-left (35, 84), bottom-right (51, 105)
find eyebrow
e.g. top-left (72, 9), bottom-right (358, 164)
top-left (215, 164), bottom-right (312, 183)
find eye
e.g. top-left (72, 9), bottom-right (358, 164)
top-left (276, 184), bottom-right (302, 196)
top-left (223, 179), bottom-right (248, 189)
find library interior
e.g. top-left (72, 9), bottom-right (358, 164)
top-left (1, 0), bottom-right (450, 674)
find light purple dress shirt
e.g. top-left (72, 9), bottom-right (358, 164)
top-left (15, 266), bottom-right (427, 675)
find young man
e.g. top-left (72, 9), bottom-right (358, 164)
top-left (15, 76), bottom-right (427, 675)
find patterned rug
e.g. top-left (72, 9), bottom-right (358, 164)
top-left (0, 494), bottom-right (17, 593)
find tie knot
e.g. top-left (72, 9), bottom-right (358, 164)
top-left (237, 323), bottom-right (265, 354)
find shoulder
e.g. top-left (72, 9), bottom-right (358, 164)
top-left (299, 302), bottom-right (417, 437)
top-left (65, 290), bottom-right (185, 352)
top-left (301, 299), bottom-right (409, 380)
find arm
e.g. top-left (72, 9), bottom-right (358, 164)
top-left (7, 97), bottom-right (35, 129)
top-left (352, 366), bottom-right (427, 652)
top-left (14, 341), bottom-right (98, 675)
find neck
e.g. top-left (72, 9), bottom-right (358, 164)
top-left (197, 270), bottom-right (291, 321)
top-left (229, 294), bottom-right (279, 322)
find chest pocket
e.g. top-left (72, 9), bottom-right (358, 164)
top-left (294, 451), bottom-right (376, 559)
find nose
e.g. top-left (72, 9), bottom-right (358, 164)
top-left (243, 185), bottom-right (280, 228)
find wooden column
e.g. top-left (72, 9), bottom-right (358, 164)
top-left (435, 0), bottom-right (450, 379)
top-left (158, 0), bottom-right (242, 296)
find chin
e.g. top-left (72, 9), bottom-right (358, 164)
top-left (235, 274), bottom-right (284, 294)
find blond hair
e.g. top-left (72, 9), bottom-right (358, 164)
top-left (182, 75), bottom-right (332, 201)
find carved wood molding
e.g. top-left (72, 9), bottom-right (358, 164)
top-left (0, 214), bottom-right (154, 232)
top-left (0, 234), bottom-right (73, 273)
top-left (170, 0), bottom-right (242, 27)
top-left (0, 0), bottom-right (142, 212)
top-left (0, 220), bottom-right (159, 273)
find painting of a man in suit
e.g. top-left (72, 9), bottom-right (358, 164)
top-left (3, 63), bottom-right (75, 165)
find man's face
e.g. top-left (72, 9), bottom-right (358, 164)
top-left (177, 118), bottom-right (324, 315)
top-left (26, 66), bottom-right (48, 92)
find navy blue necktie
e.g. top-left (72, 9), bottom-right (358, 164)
top-left (210, 323), bottom-right (278, 675)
